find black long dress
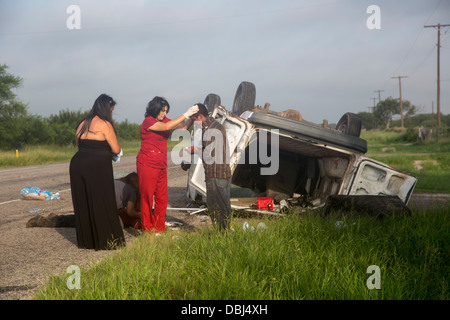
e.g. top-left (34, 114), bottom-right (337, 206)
top-left (69, 139), bottom-right (125, 250)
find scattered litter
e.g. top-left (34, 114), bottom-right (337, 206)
top-left (334, 220), bottom-right (356, 229)
top-left (335, 221), bottom-right (345, 228)
top-left (165, 221), bottom-right (184, 227)
top-left (188, 208), bottom-right (208, 215)
top-left (279, 199), bottom-right (289, 211)
top-left (243, 221), bottom-right (255, 231)
top-left (165, 205), bottom-right (207, 215)
top-left (28, 208), bottom-right (39, 213)
top-left (243, 221), bottom-right (268, 232)
top-left (199, 217), bottom-right (209, 222)
top-left (20, 187), bottom-right (60, 200)
top-left (256, 222), bottom-right (267, 230)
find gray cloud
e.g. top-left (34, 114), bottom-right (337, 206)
top-left (1, 0), bottom-right (449, 125)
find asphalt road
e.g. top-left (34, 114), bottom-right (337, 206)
top-left (0, 156), bottom-right (138, 204)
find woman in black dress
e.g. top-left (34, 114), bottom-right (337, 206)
top-left (69, 94), bottom-right (125, 250)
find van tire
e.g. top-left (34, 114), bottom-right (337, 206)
top-left (323, 195), bottom-right (411, 219)
top-left (336, 112), bottom-right (362, 137)
top-left (204, 93), bottom-right (221, 113)
top-left (232, 81), bottom-right (256, 116)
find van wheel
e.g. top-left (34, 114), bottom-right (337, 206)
top-left (203, 93), bottom-right (221, 113)
top-left (323, 195), bottom-right (411, 219)
top-left (232, 81), bottom-right (256, 116)
top-left (336, 112), bottom-right (362, 137)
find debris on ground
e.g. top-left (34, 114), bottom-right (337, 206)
top-left (20, 187), bottom-right (60, 200)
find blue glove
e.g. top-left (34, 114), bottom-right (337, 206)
top-left (112, 148), bottom-right (123, 162)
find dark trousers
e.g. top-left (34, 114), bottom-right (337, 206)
top-left (206, 178), bottom-right (231, 230)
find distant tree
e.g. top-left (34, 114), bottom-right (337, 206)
top-left (47, 108), bottom-right (89, 145)
top-left (373, 97), bottom-right (417, 129)
top-left (357, 111), bottom-right (376, 130)
top-left (0, 64), bottom-right (29, 148)
top-left (115, 119), bottom-right (141, 140)
top-left (48, 108), bottom-right (88, 128)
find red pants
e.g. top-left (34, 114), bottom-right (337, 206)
top-left (118, 209), bottom-right (141, 229)
top-left (137, 162), bottom-right (168, 233)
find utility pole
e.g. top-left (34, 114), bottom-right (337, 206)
top-left (391, 76), bottom-right (408, 128)
top-left (425, 23), bottom-right (450, 140)
top-left (371, 98), bottom-right (377, 130)
top-left (432, 101), bottom-right (435, 133)
top-left (374, 90), bottom-right (384, 102)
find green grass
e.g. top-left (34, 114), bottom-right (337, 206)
top-left (0, 144), bottom-right (77, 168)
top-left (35, 210), bottom-right (449, 300)
top-left (0, 139), bottom-right (188, 168)
top-left (369, 153), bottom-right (450, 193)
top-left (358, 133), bottom-right (450, 193)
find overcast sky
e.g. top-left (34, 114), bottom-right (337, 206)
top-left (1, 0), bottom-right (449, 125)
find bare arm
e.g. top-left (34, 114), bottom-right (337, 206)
top-left (104, 121), bottom-right (121, 154)
top-left (148, 105), bottom-right (199, 132)
top-left (126, 200), bottom-right (140, 218)
top-left (147, 115), bottom-right (188, 132)
top-left (176, 117), bottom-right (194, 130)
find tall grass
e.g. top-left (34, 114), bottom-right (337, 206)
top-left (0, 144), bottom-right (77, 168)
top-left (0, 139), bottom-right (188, 168)
top-left (362, 131), bottom-right (450, 154)
top-left (359, 131), bottom-right (450, 193)
top-left (0, 141), bottom-right (137, 168)
top-left (35, 209), bottom-right (449, 300)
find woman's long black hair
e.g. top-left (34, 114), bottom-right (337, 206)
top-left (145, 96), bottom-right (170, 118)
top-left (76, 93), bottom-right (116, 142)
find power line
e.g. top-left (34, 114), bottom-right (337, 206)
top-left (376, 0), bottom-right (444, 105)
top-left (410, 45), bottom-right (436, 76)
top-left (374, 90), bottom-right (384, 102)
top-left (390, 0), bottom-right (443, 77)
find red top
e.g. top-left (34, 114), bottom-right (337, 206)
top-left (137, 116), bottom-right (171, 169)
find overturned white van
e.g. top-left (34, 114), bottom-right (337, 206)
top-left (183, 82), bottom-right (417, 216)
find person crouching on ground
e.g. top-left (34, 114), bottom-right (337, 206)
top-left (115, 172), bottom-right (141, 229)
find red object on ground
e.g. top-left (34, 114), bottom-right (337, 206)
top-left (257, 197), bottom-right (274, 211)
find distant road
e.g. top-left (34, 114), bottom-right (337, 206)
top-left (0, 154), bottom-right (186, 204)
top-left (0, 156), bottom-right (137, 203)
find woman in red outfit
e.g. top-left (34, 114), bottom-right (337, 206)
top-left (137, 97), bottom-right (198, 234)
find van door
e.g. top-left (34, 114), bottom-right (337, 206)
top-left (187, 106), bottom-right (254, 200)
top-left (347, 157), bottom-right (417, 204)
